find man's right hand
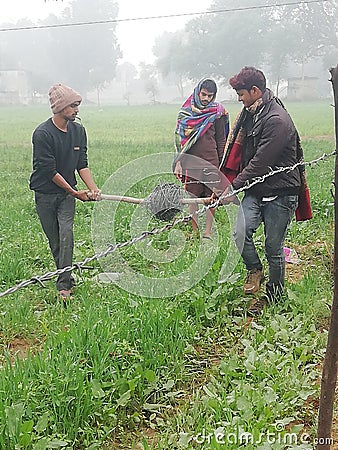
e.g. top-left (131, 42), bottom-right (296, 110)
top-left (174, 161), bottom-right (183, 181)
top-left (74, 190), bottom-right (92, 202)
top-left (218, 186), bottom-right (240, 206)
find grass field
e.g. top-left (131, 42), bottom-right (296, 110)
top-left (0, 100), bottom-right (336, 449)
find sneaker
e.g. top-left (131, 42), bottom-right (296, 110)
top-left (247, 295), bottom-right (269, 317)
top-left (243, 269), bottom-right (265, 294)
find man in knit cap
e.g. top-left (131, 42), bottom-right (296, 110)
top-left (30, 83), bottom-right (101, 302)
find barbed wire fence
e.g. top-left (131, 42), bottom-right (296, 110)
top-left (0, 149), bottom-right (335, 299)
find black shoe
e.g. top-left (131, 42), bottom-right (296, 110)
top-left (247, 295), bottom-right (269, 317)
top-left (266, 283), bottom-right (283, 302)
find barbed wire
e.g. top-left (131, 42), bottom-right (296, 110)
top-left (0, 149), bottom-right (335, 299)
top-left (230, 149), bottom-right (336, 196)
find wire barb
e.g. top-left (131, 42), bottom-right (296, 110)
top-left (30, 276), bottom-right (47, 288)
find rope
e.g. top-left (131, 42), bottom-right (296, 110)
top-left (0, 150), bottom-right (335, 298)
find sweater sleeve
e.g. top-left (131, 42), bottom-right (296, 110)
top-left (76, 126), bottom-right (89, 171)
top-left (32, 129), bottom-right (58, 180)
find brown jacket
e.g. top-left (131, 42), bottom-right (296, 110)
top-left (232, 91), bottom-right (301, 198)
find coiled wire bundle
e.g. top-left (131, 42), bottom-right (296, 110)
top-left (96, 182), bottom-right (211, 221)
top-left (143, 182), bottom-right (184, 221)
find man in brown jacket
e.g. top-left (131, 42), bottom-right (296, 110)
top-left (221, 67), bottom-right (301, 314)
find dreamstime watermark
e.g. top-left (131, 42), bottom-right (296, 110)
top-left (91, 152), bottom-right (242, 298)
top-left (191, 422), bottom-right (334, 447)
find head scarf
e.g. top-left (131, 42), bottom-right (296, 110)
top-left (174, 79), bottom-right (227, 157)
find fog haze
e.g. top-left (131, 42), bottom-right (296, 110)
top-left (0, 0), bottom-right (337, 105)
top-left (2, 0), bottom-right (211, 64)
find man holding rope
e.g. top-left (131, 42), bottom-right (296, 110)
top-left (220, 67), bottom-right (311, 315)
top-left (173, 78), bottom-right (229, 239)
top-left (29, 84), bottom-right (100, 302)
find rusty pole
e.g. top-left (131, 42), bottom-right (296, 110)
top-left (317, 65), bottom-right (338, 450)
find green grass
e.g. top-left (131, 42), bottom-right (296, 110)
top-left (0, 101), bottom-right (335, 449)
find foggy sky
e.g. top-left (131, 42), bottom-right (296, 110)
top-left (2, 0), bottom-right (212, 65)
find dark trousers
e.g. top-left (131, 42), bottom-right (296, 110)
top-left (35, 192), bottom-right (76, 291)
top-left (234, 194), bottom-right (298, 300)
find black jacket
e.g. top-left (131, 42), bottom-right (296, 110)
top-left (232, 91), bottom-right (301, 198)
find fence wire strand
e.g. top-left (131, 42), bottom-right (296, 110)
top-left (0, 149), bottom-right (335, 298)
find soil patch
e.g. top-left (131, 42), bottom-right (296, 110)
top-left (285, 241), bottom-right (333, 284)
top-left (1, 337), bottom-right (41, 364)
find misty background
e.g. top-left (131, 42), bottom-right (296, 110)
top-left (0, 0), bottom-right (337, 106)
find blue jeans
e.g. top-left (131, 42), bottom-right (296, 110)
top-left (234, 194), bottom-right (298, 300)
top-left (35, 192), bottom-right (76, 291)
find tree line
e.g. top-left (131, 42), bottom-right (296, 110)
top-left (154, 0), bottom-right (338, 96)
top-left (0, 0), bottom-right (337, 100)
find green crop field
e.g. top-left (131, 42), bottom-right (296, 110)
top-left (0, 101), bottom-right (336, 449)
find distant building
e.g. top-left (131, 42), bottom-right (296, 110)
top-left (0, 70), bottom-right (32, 105)
top-left (86, 78), bottom-right (233, 106)
top-left (287, 76), bottom-right (319, 101)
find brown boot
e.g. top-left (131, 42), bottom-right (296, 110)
top-left (243, 269), bottom-right (265, 294)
